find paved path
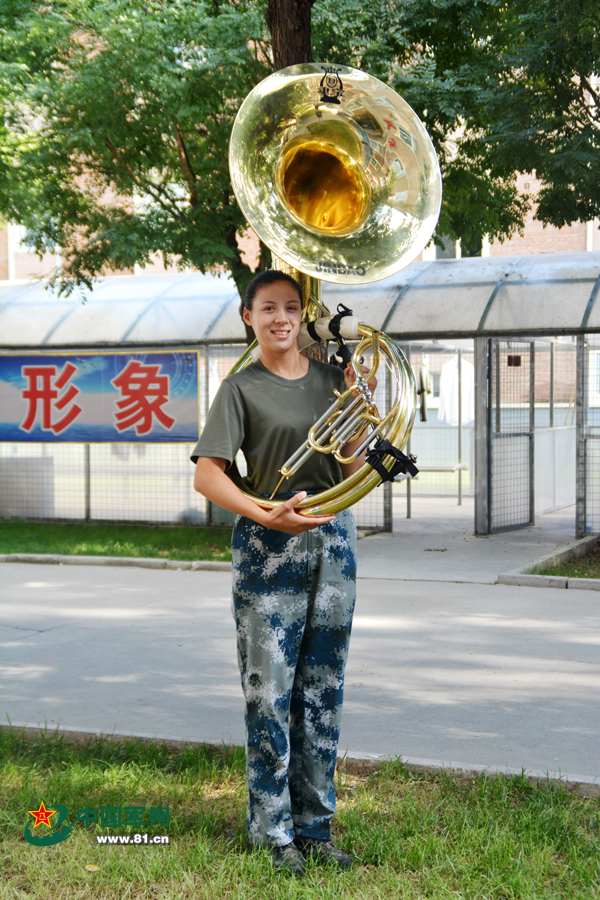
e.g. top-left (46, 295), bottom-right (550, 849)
top-left (366, 497), bottom-right (579, 584)
top-left (2, 558), bottom-right (598, 784)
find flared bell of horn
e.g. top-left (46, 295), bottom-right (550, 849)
top-left (229, 63), bottom-right (442, 284)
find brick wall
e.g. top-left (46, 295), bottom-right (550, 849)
top-left (0, 227), bottom-right (8, 280)
top-left (489, 174), bottom-right (588, 256)
top-left (13, 251), bottom-right (57, 280)
top-left (237, 227), bottom-right (260, 269)
top-left (490, 342), bottom-right (577, 406)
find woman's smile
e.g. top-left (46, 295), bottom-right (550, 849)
top-left (243, 281), bottom-right (303, 355)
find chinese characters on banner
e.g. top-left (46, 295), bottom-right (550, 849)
top-left (21, 362), bottom-right (82, 434)
top-left (0, 353), bottom-right (199, 442)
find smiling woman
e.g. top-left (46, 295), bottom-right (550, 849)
top-left (242, 279), bottom-right (305, 368)
top-left (190, 269), bottom-right (369, 874)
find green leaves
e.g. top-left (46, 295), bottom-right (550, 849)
top-left (312, 0), bottom-right (600, 248)
top-left (0, 0), bottom-right (597, 294)
top-left (0, 0), bottom-right (271, 294)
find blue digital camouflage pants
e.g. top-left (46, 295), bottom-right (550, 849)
top-left (231, 508), bottom-right (357, 847)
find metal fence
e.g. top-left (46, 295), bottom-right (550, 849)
top-left (577, 333), bottom-right (600, 536)
top-left (0, 343), bottom-right (390, 531)
top-left (488, 339), bottom-right (534, 532)
top-left (393, 347), bottom-right (475, 512)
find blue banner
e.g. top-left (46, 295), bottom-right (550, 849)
top-left (0, 352), bottom-right (199, 442)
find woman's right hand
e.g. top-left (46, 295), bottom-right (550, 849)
top-left (261, 491), bottom-right (335, 535)
top-left (194, 458), bottom-right (334, 535)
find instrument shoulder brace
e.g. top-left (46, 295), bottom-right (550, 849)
top-left (365, 438), bottom-right (419, 484)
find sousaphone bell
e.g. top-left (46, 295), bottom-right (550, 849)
top-left (228, 63), bottom-right (442, 516)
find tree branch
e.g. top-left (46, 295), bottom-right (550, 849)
top-left (172, 119), bottom-right (199, 208)
top-left (103, 138), bottom-right (188, 224)
top-left (580, 74), bottom-right (600, 111)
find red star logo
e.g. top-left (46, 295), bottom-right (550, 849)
top-left (28, 801), bottom-right (57, 828)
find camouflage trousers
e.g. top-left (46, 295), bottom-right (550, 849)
top-left (231, 508), bottom-right (357, 847)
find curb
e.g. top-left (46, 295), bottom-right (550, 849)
top-left (0, 553), bottom-right (231, 572)
top-left (0, 533), bottom-right (377, 571)
top-left (4, 534), bottom-right (600, 588)
top-left (498, 534), bottom-right (600, 590)
top-left (499, 573), bottom-right (600, 590)
top-left (3, 724), bottom-right (598, 799)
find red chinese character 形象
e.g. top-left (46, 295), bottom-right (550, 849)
top-left (111, 360), bottom-right (175, 435)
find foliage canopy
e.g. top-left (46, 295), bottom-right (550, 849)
top-left (0, 0), bottom-right (598, 295)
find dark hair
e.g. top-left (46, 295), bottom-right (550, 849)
top-left (243, 269), bottom-right (303, 311)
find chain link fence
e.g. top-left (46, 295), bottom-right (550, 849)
top-left (579, 334), bottom-right (600, 534)
top-left (0, 343), bottom-right (390, 531)
top-left (489, 340), bottom-right (534, 531)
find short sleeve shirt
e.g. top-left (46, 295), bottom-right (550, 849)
top-left (190, 359), bottom-right (347, 496)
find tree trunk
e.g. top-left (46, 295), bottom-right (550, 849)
top-left (265, 0), bottom-right (316, 69)
top-left (264, 0), bottom-right (328, 362)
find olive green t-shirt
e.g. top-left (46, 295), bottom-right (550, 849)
top-left (190, 359), bottom-right (347, 496)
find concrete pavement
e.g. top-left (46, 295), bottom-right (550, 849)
top-left (2, 525), bottom-right (599, 785)
top-left (368, 496), bottom-right (581, 584)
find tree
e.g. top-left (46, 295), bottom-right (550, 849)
top-left (480, 0), bottom-right (600, 229)
top-left (266, 0), bottom-right (315, 69)
top-left (0, 0), bottom-right (271, 297)
top-left (1, 0), bottom-right (598, 299)
top-left (312, 0), bottom-right (600, 253)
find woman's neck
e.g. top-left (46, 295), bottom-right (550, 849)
top-left (259, 347), bottom-right (310, 380)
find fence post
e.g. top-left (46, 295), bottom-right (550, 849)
top-left (84, 443), bottom-right (91, 521)
top-left (458, 349), bottom-right (462, 506)
top-left (474, 337), bottom-right (489, 535)
top-left (576, 335), bottom-right (587, 538)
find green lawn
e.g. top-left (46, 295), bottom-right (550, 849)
top-left (534, 543), bottom-right (600, 579)
top-left (0, 521), bottom-right (231, 562)
top-left (1, 728), bottom-right (598, 900)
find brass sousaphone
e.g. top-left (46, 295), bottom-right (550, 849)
top-left (229, 63), bottom-right (442, 516)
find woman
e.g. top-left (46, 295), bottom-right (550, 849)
top-left (192, 269), bottom-right (375, 876)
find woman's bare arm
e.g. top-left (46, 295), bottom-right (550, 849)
top-left (194, 456), bottom-right (334, 535)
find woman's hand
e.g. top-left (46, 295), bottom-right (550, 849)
top-left (344, 362), bottom-right (377, 395)
top-left (263, 492), bottom-right (335, 535)
top-left (194, 458), bottom-right (333, 535)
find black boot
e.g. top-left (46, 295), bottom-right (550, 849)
top-left (294, 836), bottom-right (352, 870)
top-left (270, 842), bottom-right (306, 876)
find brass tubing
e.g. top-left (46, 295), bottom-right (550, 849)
top-left (227, 328), bottom-right (416, 516)
top-left (336, 412), bottom-right (393, 465)
top-left (308, 395), bottom-right (363, 446)
top-left (280, 400), bottom-right (355, 475)
top-left (308, 403), bottom-right (362, 451)
top-left (330, 410), bottom-right (381, 455)
top-left (325, 409), bottom-right (366, 447)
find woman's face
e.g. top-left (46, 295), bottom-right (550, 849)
top-left (243, 281), bottom-right (302, 355)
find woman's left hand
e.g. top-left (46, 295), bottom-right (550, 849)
top-left (344, 362), bottom-right (377, 395)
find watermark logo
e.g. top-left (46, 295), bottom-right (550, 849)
top-left (24, 801), bottom-right (74, 846)
top-left (24, 802), bottom-right (170, 846)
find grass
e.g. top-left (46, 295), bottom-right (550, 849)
top-left (534, 543), bottom-right (600, 579)
top-left (1, 728), bottom-right (599, 900)
top-left (0, 521), bottom-right (232, 562)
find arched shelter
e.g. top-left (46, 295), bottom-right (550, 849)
top-left (1, 251), bottom-right (599, 535)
